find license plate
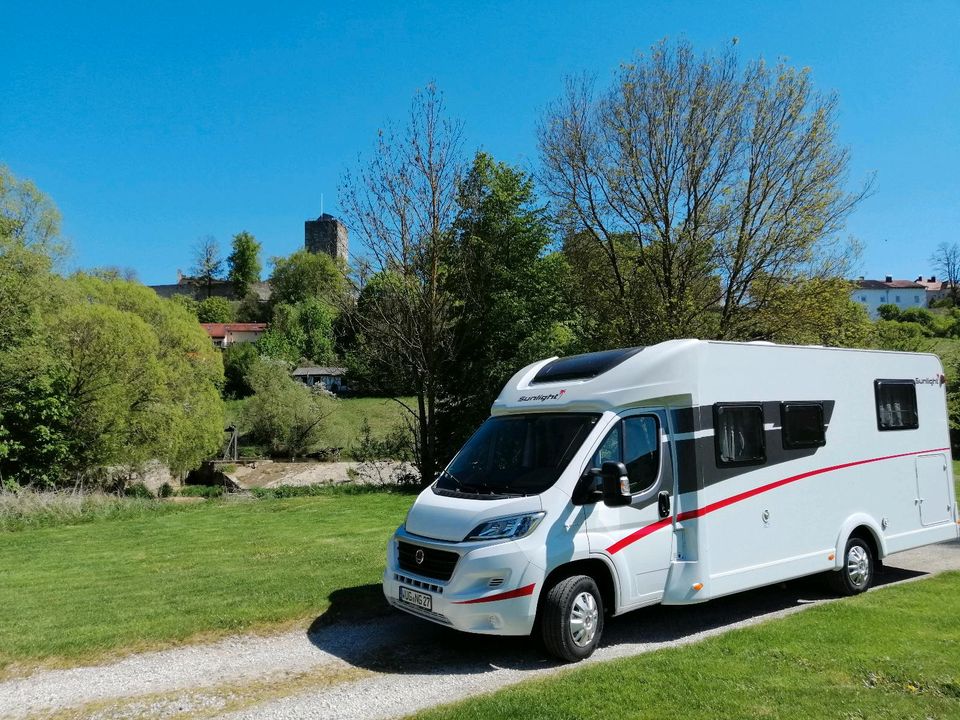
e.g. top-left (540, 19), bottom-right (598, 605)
top-left (399, 587), bottom-right (432, 611)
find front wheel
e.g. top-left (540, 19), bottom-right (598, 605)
top-left (541, 575), bottom-right (604, 662)
top-left (830, 536), bottom-right (874, 596)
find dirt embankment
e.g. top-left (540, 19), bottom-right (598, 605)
top-left (225, 460), bottom-right (418, 489)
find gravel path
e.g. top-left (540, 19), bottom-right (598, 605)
top-left (2, 540), bottom-right (957, 720)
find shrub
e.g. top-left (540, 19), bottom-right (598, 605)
top-left (124, 482), bottom-right (153, 499)
top-left (241, 359), bottom-right (335, 457)
top-left (249, 483), bottom-right (403, 499)
top-left (178, 485), bottom-right (226, 499)
top-left (350, 418), bottom-right (414, 462)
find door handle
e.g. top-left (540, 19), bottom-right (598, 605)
top-left (658, 491), bottom-right (671, 519)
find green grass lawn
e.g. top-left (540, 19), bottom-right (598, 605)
top-left (0, 491), bottom-right (412, 675)
top-left (226, 395), bottom-right (415, 457)
top-left (315, 395), bottom-right (416, 453)
top-left (415, 571), bottom-right (960, 720)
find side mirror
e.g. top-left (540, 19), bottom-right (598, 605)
top-left (601, 461), bottom-right (631, 507)
top-left (572, 469), bottom-right (603, 505)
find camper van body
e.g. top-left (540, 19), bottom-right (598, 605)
top-left (383, 340), bottom-right (959, 658)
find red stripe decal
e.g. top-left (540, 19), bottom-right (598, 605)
top-left (453, 583), bottom-right (536, 605)
top-left (606, 447), bottom-right (949, 555)
top-left (606, 517), bottom-right (673, 555)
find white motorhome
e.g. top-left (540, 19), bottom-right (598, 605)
top-left (383, 340), bottom-right (959, 661)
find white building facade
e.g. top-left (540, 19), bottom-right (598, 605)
top-left (851, 277), bottom-right (927, 319)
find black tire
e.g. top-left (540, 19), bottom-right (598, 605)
top-left (830, 536), bottom-right (874, 596)
top-left (541, 575), bottom-right (604, 662)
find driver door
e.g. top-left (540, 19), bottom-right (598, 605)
top-left (583, 410), bottom-right (674, 607)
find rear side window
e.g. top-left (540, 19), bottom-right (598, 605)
top-left (875, 380), bottom-right (918, 431)
top-left (714, 404), bottom-right (765, 467)
top-left (781, 403), bottom-right (826, 449)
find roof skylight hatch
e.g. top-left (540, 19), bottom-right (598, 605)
top-left (530, 347), bottom-right (644, 385)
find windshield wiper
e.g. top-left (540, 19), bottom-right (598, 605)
top-left (458, 482), bottom-right (526, 498)
top-left (437, 468), bottom-right (462, 489)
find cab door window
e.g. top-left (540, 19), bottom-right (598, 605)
top-left (591, 415), bottom-right (661, 494)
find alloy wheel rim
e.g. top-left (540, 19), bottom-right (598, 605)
top-left (847, 545), bottom-right (870, 588)
top-left (569, 591), bottom-right (599, 647)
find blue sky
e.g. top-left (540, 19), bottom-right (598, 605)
top-left (2, 1), bottom-right (958, 285)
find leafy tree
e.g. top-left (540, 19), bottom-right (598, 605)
top-left (222, 342), bottom-right (258, 399)
top-left (340, 282), bottom-right (415, 397)
top-left (70, 276), bottom-right (226, 475)
top-left (0, 371), bottom-right (72, 488)
top-left (86, 266), bottom-right (138, 282)
top-left (340, 84), bottom-right (463, 482)
top-left (256, 299), bottom-right (336, 365)
top-left (196, 296), bottom-right (235, 323)
top-left (191, 235), bottom-right (223, 298)
top-left (1, 171), bottom-right (226, 487)
top-left (297, 298), bottom-right (336, 364)
top-left (539, 39), bottom-right (869, 342)
top-left (227, 230), bottom-right (262, 298)
top-left (0, 167), bottom-right (66, 486)
top-left (562, 231), bottom-right (681, 347)
top-left (49, 302), bottom-right (166, 472)
top-left (241, 359), bottom-right (333, 457)
top-left (745, 278), bottom-right (873, 346)
top-left (0, 164), bottom-right (62, 252)
top-left (235, 289), bottom-right (269, 322)
top-left (437, 152), bottom-right (580, 457)
top-left (268, 249), bottom-right (344, 309)
top-left (169, 294), bottom-right (200, 318)
top-left (256, 321), bottom-right (304, 365)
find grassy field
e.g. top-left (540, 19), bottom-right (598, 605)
top-left (226, 395), bottom-right (415, 456)
top-left (0, 490), bottom-right (412, 675)
top-left (414, 571), bottom-right (960, 720)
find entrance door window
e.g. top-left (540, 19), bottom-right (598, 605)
top-left (591, 415), bottom-right (661, 494)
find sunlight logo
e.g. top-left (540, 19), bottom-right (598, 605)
top-left (518, 389), bottom-right (567, 403)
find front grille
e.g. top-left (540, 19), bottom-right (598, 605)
top-left (397, 541), bottom-right (459, 581)
top-left (395, 573), bottom-right (444, 594)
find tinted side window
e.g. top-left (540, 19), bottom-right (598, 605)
top-left (623, 416), bottom-right (660, 493)
top-left (714, 404), bottom-right (765, 467)
top-left (591, 415), bottom-right (661, 494)
top-left (592, 423), bottom-right (621, 467)
top-left (781, 403), bottom-right (826, 449)
top-left (875, 380), bottom-right (918, 430)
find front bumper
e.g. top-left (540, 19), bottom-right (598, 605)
top-left (382, 530), bottom-right (542, 636)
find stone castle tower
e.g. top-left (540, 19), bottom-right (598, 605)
top-left (304, 214), bottom-right (348, 263)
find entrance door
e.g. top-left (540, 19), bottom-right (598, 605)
top-left (916, 453), bottom-right (952, 526)
top-left (584, 410), bottom-right (674, 607)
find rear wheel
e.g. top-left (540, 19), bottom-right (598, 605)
top-left (830, 536), bottom-right (874, 596)
top-left (541, 575), bottom-right (604, 662)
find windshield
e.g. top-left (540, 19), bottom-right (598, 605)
top-left (435, 413), bottom-right (600, 498)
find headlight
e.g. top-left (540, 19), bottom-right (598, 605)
top-left (465, 512), bottom-right (545, 541)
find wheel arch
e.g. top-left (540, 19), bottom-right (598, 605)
top-left (538, 556), bottom-right (619, 617)
top-left (835, 514), bottom-right (886, 569)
